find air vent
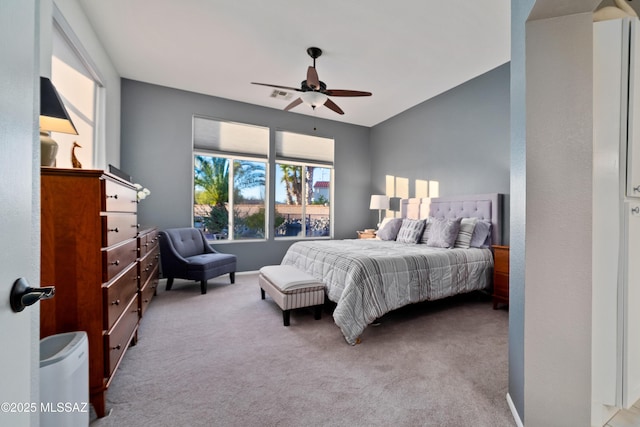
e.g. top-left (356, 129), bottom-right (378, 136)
top-left (270, 89), bottom-right (293, 100)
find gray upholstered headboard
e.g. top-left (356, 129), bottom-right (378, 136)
top-left (400, 193), bottom-right (503, 245)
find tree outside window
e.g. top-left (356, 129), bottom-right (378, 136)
top-left (194, 155), bottom-right (266, 240)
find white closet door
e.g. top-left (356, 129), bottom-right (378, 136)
top-left (623, 201), bottom-right (640, 407)
top-left (628, 19), bottom-right (640, 198)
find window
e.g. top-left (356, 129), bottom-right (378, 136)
top-left (51, 11), bottom-right (103, 168)
top-left (193, 117), bottom-right (268, 241)
top-left (274, 131), bottom-right (334, 238)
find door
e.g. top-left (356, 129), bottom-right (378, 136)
top-left (0, 1), bottom-right (40, 426)
top-left (629, 18), bottom-right (640, 198)
top-left (623, 201), bottom-right (640, 408)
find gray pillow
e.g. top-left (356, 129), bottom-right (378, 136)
top-left (454, 218), bottom-right (477, 249)
top-left (419, 218), bottom-right (432, 244)
top-left (396, 219), bottom-right (426, 244)
top-left (376, 218), bottom-right (403, 241)
top-left (427, 217), bottom-right (462, 248)
top-left (470, 220), bottom-right (492, 248)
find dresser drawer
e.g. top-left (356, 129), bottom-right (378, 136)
top-left (138, 228), bottom-right (159, 258)
top-left (104, 295), bottom-right (139, 377)
top-left (103, 238), bottom-right (138, 282)
top-left (139, 265), bottom-right (159, 317)
top-left (493, 248), bottom-right (509, 274)
top-left (103, 263), bottom-right (139, 331)
top-left (103, 178), bottom-right (137, 213)
top-left (102, 214), bottom-right (138, 247)
top-left (139, 247), bottom-right (160, 286)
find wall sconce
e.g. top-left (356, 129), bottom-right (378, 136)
top-left (40, 77), bottom-right (78, 166)
top-left (369, 194), bottom-right (389, 227)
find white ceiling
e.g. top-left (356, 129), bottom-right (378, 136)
top-left (77, 0), bottom-right (511, 127)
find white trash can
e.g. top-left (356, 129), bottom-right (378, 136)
top-left (40, 331), bottom-right (89, 427)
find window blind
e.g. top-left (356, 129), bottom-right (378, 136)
top-left (275, 131), bottom-right (334, 165)
top-left (193, 116), bottom-right (269, 158)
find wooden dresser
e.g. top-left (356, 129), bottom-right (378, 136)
top-left (492, 245), bottom-right (510, 309)
top-left (137, 228), bottom-right (160, 317)
top-left (40, 168), bottom-right (141, 418)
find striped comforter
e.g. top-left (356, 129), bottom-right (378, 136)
top-left (281, 239), bottom-right (493, 345)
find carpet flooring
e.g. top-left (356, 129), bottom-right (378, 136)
top-left (90, 272), bottom-right (514, 427)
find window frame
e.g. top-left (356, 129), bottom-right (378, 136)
top-left (193, 150), bottom-right (268, 242)
top-left (191, 117), bottom-right (335, 243)
top-left (273, 160), bottom-right (334, 240)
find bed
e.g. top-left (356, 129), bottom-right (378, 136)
top-left (281, 193), bottom-right (503, 345)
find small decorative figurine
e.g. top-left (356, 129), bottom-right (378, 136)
top-left (71, 142), bottom-right (82, 169)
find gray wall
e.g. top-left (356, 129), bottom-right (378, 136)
top-left (120, 79), bottom-right (370, 271)
top-left (369, 63), bottom-right (511, 241)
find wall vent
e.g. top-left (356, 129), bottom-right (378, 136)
top-left (270, 89), bottom-right (293, 100)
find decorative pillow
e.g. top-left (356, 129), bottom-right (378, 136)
top-left (376, 218), bottom-right (403, 241)
top-left (377, 217), bottom-right (393, 231)
top-left (396, 219), bottom-right (426, 244)
top-left (454, 218), bottom-right (478, 249)
top-left (427, 217), bottom-right (462, 248)
top-left (470, 220), bottom-right (492, 248)
top-left (419, 218), bottom-right (432, 244)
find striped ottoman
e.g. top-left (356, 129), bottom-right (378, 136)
top-left (258, 265), bottom-right (325, 326)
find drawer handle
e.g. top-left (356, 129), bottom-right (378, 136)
top-left (108, 227), bottom-right (119, 233)
top-left (107, 194), bottom-right (118, 200)
top-left (111, 299), bottom-right (120, 306)
top-left (633, 206), bottom-right (640, 214)
top-left (144, 299), bottom-right (149, 303)
top-left (144, 243), bottom-right (149, 247)
top-left (111, 260), bottom-right (120, 266)
top-left (634, 185), bottom-right (640, 193)
top-left (131, 224), bottom-right (139, 228)
top-left (111, 344), bottom-right (121, 351)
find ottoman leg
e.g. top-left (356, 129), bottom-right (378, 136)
top-left (260, 288), bottom-right (265, 300)
top-left (201, 280), bottom-right (207, 294)
top-left (314, 305), bottom-right (322, 320)
top-left (166, 277), bottom-right (174, 291)
top-left (283, 310), bottom-right (290, 327)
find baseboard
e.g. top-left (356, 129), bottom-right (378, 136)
top-left (237, 270), bottom-right (259, 275)
top-left (507, 393), bottom-right (524, 427)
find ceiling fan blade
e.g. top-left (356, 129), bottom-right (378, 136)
top-left (324, 98), bottom-right (344, 115)
top-left (307, 66), bottom-right (320, 90)
top-left (284, 97), bottom-right (303, 111)
top-left (324, 89), bottom-right (372, 97)
top-left (251, 82), bottom-right (302, 92)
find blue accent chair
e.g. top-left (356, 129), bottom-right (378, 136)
top-left (159, 228), bottom-right (237, 294)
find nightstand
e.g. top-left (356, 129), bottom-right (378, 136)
top-left (357, 230), bottom-right (376, 239)
top-left (492, 245), bottom-right (509, 309)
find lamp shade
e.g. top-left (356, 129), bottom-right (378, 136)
top-left (39, 77), bottom-right (78, 135)
top-left (369, 195), bottom-right (389, 210)
top-left (300, 91), bottom-right (328, 108)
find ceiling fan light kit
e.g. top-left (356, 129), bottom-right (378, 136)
top-left (251, 46), bottom-right (372, 115)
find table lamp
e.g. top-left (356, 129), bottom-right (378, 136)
top-left (40, 77), bottom-right (78, 166)
top-left (369, 194), bottom-right (389, 227)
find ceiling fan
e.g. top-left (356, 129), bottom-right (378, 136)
top-left (251, 47), bottom-right (372, 115)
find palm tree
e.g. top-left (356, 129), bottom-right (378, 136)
top-left (194, 156), bottom-right (265, 235)
top-left (279, 164), bottom-right (303, 205)
top-left (194, 156), bottom-right (229, 207)
top-left (306, 166), bottom-right (314, 204)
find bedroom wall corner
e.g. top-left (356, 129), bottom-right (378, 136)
top-left (368, 63), bottom-right (511, 238)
